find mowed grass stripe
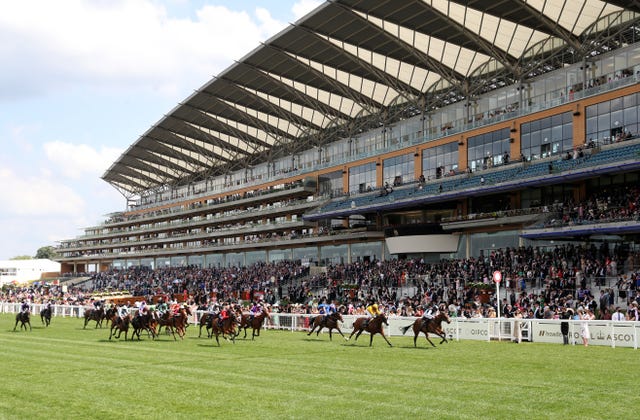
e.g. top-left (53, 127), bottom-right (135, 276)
top-left (1, 314), bottom-right (637, 419)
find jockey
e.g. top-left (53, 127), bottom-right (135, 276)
top-left (20, 300), bottom-right (30, 314)
top-left (118, 303), bottom-right (129, 321)
top-left (422, 303), bottom-right (439, 326)
top-left (249, 300), bottom-right (262, 322)
top-left (208, 301), bottom-right (220, 315)
top-left (93, 299), bottom-right (102, 311)
top-left (328, 300), bottom-right (338, 315)
top-left (366, 299), bottom-right (381, 318)
top-left (219, 304), bottom-right (230, 329)
top-left (322, 299), bottom-right (338, 323)
top-left (208, 301), bottom-right (220, 326)
top-left (156, 297), bottom-right (168, 315)
top-left (138, 300), bottom-right (148, 318)
top-left (364, 299), bottom-right (381, 328)
top-left (170, 301), bottom-right (181, 315)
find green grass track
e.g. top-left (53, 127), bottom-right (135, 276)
top-left (0, 314), bottom-right (636, 419)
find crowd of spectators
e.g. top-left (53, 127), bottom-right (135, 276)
top-left (3, 243), bottom-right (640, 322)
top-left (542, 185), bottom-right (640, 228)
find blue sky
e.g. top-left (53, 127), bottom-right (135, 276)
top-left (0, 0), bottom-right (323, 260)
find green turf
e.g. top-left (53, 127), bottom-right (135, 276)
top-left (0, 314), bottom-right (636, 419)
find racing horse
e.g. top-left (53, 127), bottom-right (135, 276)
top-left (237, 309), bottom-right (271, 340)
top-left (130, 311), bottom-right (158, 341)
top-left (198, 312), bottom-right (216, 338)
top-left (104, 306), bottom-right (118, 325)
top-left (400, 311), bottom-right (451, 347)
top-left (40, 306), bottom-right (52, 327)
top-left (173, 305), bottom-right (192, 338)
top-left (156, 306), bottom-right (191, 340)
top-left (307, 312), bottom-right (347, 341)
top-left (83, 307), bottom-right (106, 329)
top-left (348, 313), bottom-right (392, 347)
top-left (208, 311), bottom-right (239, 346)
top-left (108, 313), bottom-right (130, 341)
top-left (14, 311), bottom-right (32, 332)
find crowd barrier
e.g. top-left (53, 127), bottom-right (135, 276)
top-left (2, 302), bottom-right (638, 349)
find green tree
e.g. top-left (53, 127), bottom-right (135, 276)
top-left (35, 246), bottom-right (57, 259)
top-left (10, 255), bottom-right (32, 260)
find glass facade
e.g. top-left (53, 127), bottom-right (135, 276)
top-left (520, 112), bottom-right (572, 160)
top-left (292, 247), bottom-right (318, 265)
top-left (140, 258), bottom-right (154, 269)
top-left (320, 244), bottom-right (348, 265)
top-left (187, 255), bottom-right (203, 267)
top-left (350, 241), bottom-right (383, 263)
top-left (348, 162), bottom-right (377, 193)
top-left (156, 257), bottom-right (170, 268)
top-left (170, 256), bottom-right (187, 267)
top-left (467, 128), bottom-right (510, 171)
top-left (586, 92), bottom-right (639, 144)
top-left (245, 250), bottom-right (267, 266)
top-left (422, 141), bottom-right (459, 179)
top-left (205, 254), bottom-right (223, 268)
top-left (318, 170), bottom-right (343, 197)
top-left (224, 253), bottom-right (242, 268)
top-left (268, 249), bottom-right (293, 263)
top-left (383, 153), bottom-right (414, 186)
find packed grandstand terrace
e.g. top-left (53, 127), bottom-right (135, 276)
top-left (4, 240), bottom-right (640, 324)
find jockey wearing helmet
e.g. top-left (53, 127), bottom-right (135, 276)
top-left (119, 302), bottom-right (129, 321)
top-left (249, 300), bottom-right (262, 322)
top-left (21, 299), bottom-right (30, 314)
top-left (422, 302), bottom-right (439, 326)
top-left (366, 299), bottom-right (380, 318)
top-left (156, 297), bottom-right (168, 315)
top-left (138, 300), bottom-right (148, 318)
top-left (363, 299), bottom-right (380, 328)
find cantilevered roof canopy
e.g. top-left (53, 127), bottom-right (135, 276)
top-left (102, 0), bottom-right (639, 196)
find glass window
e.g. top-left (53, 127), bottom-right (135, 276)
top-left (422, 141), bottom-right (459, 179)
top-left (348, 162), bottom-right (376, 193)
top-left (520, 112), bottom-right (573, 160)
top-left (383, 153), bottom-right (414, 186)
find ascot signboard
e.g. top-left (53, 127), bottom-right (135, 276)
top-left (531, 320), bottom-right (638, 348)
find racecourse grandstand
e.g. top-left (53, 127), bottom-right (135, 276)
top-left (56, 0), bottom-right (640, 275)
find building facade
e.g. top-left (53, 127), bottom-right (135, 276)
top-left (57, 1), bottom-right (640, 273)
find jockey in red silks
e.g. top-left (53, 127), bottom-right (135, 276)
top-left (219, 304), bottom-right (230, 329)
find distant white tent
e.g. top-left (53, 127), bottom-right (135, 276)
top-left (0, 259), bottom-right (60, 285)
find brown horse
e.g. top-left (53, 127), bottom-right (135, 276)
top-left (307, 312), bottom-right (347, 341)
top-left (400, 311), bottom-right (451, 347)
top-left (14, 312), bottom-right (32, 332)
top-left (348, 314), bottom-right (392, 347)
top-left (130, 311), bottom-right (158, 340)
top-left (84, 307), bottom-right (106, 329)
top-left (108, 313), bottom-right (130, 340)
top-left (174, 306), bottom-right (192, 338)
top-left (105, 307), bottom-right (118, 326)
top-left (237, 310), bottom-right (271, 340)
top-left (156, 306), bottom-right (191, 340)
top-left (198, 312), bottom-right (217, 338)
top-left (209, 312), bottom-right (239, 346)
top-left (155, 311), bottom-right (178, 340)
top-left (40, 306), bottom-right (52, 327)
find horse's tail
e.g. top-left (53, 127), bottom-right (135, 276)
top-left (400, 324), bottom-right (412, 335)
